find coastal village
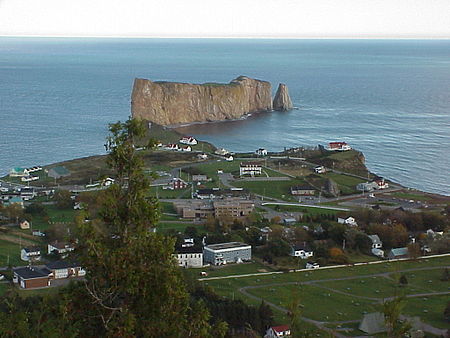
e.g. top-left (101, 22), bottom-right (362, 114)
top-left (0, 123), bottom-right (449, 337)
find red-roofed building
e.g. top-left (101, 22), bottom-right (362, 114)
top-left (265, 325), bottom-right (291, 337)
top-left (328, 142), bottom-right (351, 151)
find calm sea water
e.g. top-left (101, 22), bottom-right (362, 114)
top-left (0, 38), bottom-right (449, 195)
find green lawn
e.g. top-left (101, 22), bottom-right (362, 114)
top-left (200, 261), bottom-right (274, 278)
top-left (0, 239), bottom-right (22, 266)
top-left (263, 204), bottom-right (339, 215)
top-left (248, 283), bottom-right (377, 321)
top-left (315, 276), bottom-right (414, 299)
top-left (402, 268), bottom-right (450, 293)
top-left (156, 222), bottom-right (197, 233)
top-left (231, 179), bottom-right (305, 201)
top-left (404, 295), bottom-right (450, 329)
top-left (194, 160), bottom-right (243, 178)
top-left (0, 283), bottom-right (9, 297)
top-left (159, 201), bottom-right (176, 214)
top-left (322, 172), bottom-right (366, 195)
top-left (390, 191), bottom-right (433, 202)
top-left (203, 256), bottom-right (450, 329)
top-left (149, 186), bottom-right (191, 199)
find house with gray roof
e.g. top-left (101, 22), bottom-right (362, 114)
top-left (387, 247), bottom-right (409, 260)
top-left (47, 166), bottom-right (70, 179)
top-left (368, 234), bottom-right (382, 249)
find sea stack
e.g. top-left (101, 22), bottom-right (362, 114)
top-left (131, 76), bottom-right (273, 126)
top-left (273, 83), bottom-right (293, 111)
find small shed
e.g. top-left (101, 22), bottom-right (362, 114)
top-left (359, 312), bottom-right (386, 335)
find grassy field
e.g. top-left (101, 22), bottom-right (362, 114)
top-left (231, 179), bottom-right (305, 201)
top-left (149, 186), bottom-right (191, 199)
top-left (390, 191), bottom-right (434, 202)
top-left (199, 261), bottom-right (275, 278)
top-left (156, 221), bottom-right (197, 233)
top-left (203, 256), bottom-right (450, 331)
top-left (0, 239), bottom-right (23, 266)
top-left (263, 204), bottom-right (340, 215)
top-left (322, 172), bottom-right (366, 195)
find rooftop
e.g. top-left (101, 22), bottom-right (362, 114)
top-left (205, 242), bottom-right (250, 251)
top-left (46, 260), bottom-right (81, 270)
top-left (13, 266), bottom-right (50, 279)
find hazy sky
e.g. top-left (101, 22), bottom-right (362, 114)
top-left (0, 0), bottom-right (449, 38)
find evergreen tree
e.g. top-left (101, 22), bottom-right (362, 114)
top-left (71, 119), bottom-right (215, 336)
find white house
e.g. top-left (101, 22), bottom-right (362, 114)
top-left (327, 142), bottom-right (351, 151)
top-left (337, 216), bottom-right (358, 227)
top-left (314, 166), bottom-right (326, 174)
top-left (192, 175), bottom-right (208, 182)
top-left (290, 243), bottom-right (313, 259)
top-left (19, 219), bottom-right (30, 230)
top-left (174, 247), bottom-right (203, 268)
top-left (180, 146), bottom-right (192, 152)
top-left (225, 155), bottom-right (234, 162)
top-left (164, 144), bottom-right (179, 151)
top-left (368, 235), bottom-right (382, 249)
top-left (215, 148), bottom-right (230, 156)
top-left (255, 148), bottom-right (268, 156)
top-left (21, 247), bottom-right (41, 262)
top-left (9, 167), bottom-right (29, 177)
top-left (21, 175), bottom-right (39, 182)
top-left (179, 136), bottom-right (198, 145)
top-left (356, 182), bottom-right (379, 192)
top-left (197, 153), bottom-right (208, 160)
top-left (46, 260), bottom-right (86, 279)
top-left (48, 241), bottom-right (75, 257)
top-left (265, 325), bottom-right (291, 337)
top-left (373, 177), bottom-right (389, 190)
top-left (239, 162), bottom-right (262, 176)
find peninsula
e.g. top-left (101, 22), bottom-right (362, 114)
top-left (131, 76), bottom-right (292, 126)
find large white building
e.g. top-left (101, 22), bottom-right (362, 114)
top-left (239, 162), bottom-right (262, 176)
top-left (174, 247), bottom-right (203, 268)
top-left (203, 242), bottom-right (251, 265)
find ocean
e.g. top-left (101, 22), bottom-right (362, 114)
top-left (0, 38), bottom-right (449, 195)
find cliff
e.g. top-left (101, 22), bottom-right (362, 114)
top-left (273, 83), bottom-right (293, 111)
top-left (131, 76), bottom-right (273, 126)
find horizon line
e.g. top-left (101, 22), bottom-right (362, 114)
top-left (1, 34), bottom-right (449, 40)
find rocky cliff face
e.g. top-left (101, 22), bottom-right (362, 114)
top-left (273, 83), bottom-right (293, 111)
top-left (131, 76), bottom-right (273, 126)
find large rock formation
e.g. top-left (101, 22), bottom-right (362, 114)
top-left (273, 83), bottom-right (293, 111)
top-left (131, 76), bottom-right (273, 126)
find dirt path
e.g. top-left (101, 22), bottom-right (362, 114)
top-left (0, 234), bottom-right (37, 246)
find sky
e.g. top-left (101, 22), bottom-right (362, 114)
top-left (0, 0), bottom-right (449, 38)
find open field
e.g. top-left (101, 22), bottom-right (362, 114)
top-left (231, 179), bottom-right (305, 201)
top-left (156, 221), bottom-right (198, 233)
top-left (0, 239), bottom-right (22, 266)
top-left (197, 261), bottom-right (275, 278)
top-left (262, 203), bottom-right (340, 215)
top-left (203, 256), bottom-right (450, 332)
top-left (322, 172), bottom-right (366, 195)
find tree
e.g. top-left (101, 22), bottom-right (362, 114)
top-left (328, 223), bottom-right (346, 245)
top-left (71, 119), bottom-right (217, 336)
top-left (407, 243), bottom-right (421, 259)
top-left (383, 296), bottom-right (411, 338)
top-left (53, 189), bottom-right (73, 209)
top-left (399, 274), bottom-right (408, 286)
top-left (444, 301), bottom-right (450, 323)
top-left (24, 203), bottom-right (47, 217)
